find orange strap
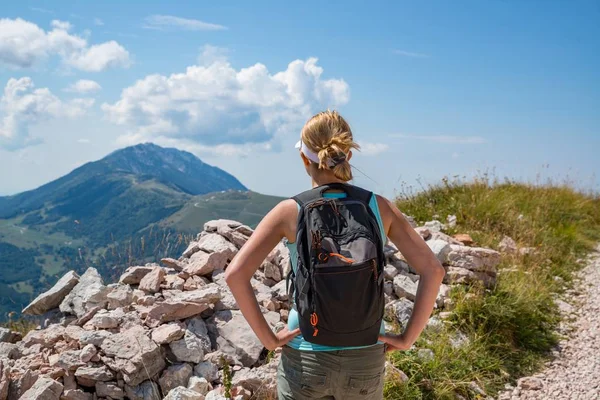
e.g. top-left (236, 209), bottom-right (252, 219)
top-left (328, 253), bottom-right (355, 263)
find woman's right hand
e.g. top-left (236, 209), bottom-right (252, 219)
top-left (265, 327), bottom-right (301, 351)
top-left (378, 333), bottom-right (414, 352)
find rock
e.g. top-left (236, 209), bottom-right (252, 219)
top-left (148, 301), bottom-right (210, 323)
top-left (159, 363), bottom-right (193, 395)
top-left (162, 257), bottom-right (186, 271)
top-left (96, 381), bottom-right (125, 399)
top-left (519, 247), bottom-right (537, 256)
top-left (22, 324), bottom-right (65, 348)
top-left (205, 389), bottom-right (227, 400)
top-left (263, 261), bottom-right (282, 282)
top-left (170, 330), bottom-right (205, 363)
top-left (139, 266), bottom-right (165, 294)
top-left (71, 305), bottom-right (101, 327)
top-left (518, 377), bottom-right (544, 390)
top-left (86, 309), bottom-right (120, 329)
top-left (384, 265), bottom-right (399, 280)
top-left (0, 342), bottom-right (19, 359)
top-left (0, 358), bottom-right (9, 400)
top-left (453, 233), bottom-right (474, 246)
top-left (444, 266), bottom-right (496, 287)
top-left (426, 239), bottom-right (451, 264)
top-left (74, 366), bottom-right (114, 387)
top-left (22, 271), bottom-right (79, 315)
top-left (424, 220), bottom-right (445, 233)
top-left (0, 327), bottom-right (21, 344)
top-left (447, 245), bottom-right (501, 273)
top-left (152, 323), bottom-right (185, 344)
top-left (119, 266), bottom-right (155, 284)
top-left (185, 252), bottom-right (216, 276)
top-left (231, 358), bottom-right (278, 398)
top-left (164, 386), bottom-right (205, 400)
top-left (59, 268), bottom-right (109, 317)
top-left (498, 235), bottom-right (517, 254)
top-left (393, 275), bottom-right (418, 301)
top-left (107, 284), bottom-right (134, 310)
top-left (49, 349), bottom-right (84, 371)
top-left (100, 326), bottom-right (166, 386)
top-left (212, 310), bottom-right (274, 367)
top-left (194, 361), bottom-right (219, 383)
top-left (188, 376), bottom-right (211, 395)
top-left (414, 227), bottom-right (431, 240)
top-left (79, 344), bottom-right (97, 363)
top-left (19, 377), bottom-right (62, 400)
top-left (124, 380), bottom-right (161, 400)
top-left (199, 233), bottom-right (238, 256)
top-left (147, 287), bottom-right (220, 322)
top-left (186, 317), bottom-right (212, 354)
top-left (61, 389), bottom-right (92, 400)
top-left (7, 368), bottom-right (38, 399)
top-left (78, 330), bottom-right (112, 347)
top-left (385, 298), bottom-right (414, 326)
top-left (204, 219), bottom-right (242, 233)
top-left (436, 284), bottom-right (451, 308)
top-left (165, 274), bottom-right (186, 291)
top-left (447, 214), bottom-right (457, 228)
top-left (385, 361), bottom-right (409, 383)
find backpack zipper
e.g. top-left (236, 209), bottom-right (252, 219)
top-left (372, 259), bottom-right (378, 283)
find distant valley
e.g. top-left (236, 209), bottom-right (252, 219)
top-left (0, 143), bottom-right (283, 321)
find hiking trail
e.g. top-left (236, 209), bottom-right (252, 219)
top-left (498, 244), bottom-right (600, 400)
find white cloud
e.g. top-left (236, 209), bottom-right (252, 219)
top-left (392, 49), bottom-right (429, 58)
top-left (143, 15), bottom-right (227, 31)
top-left (65, 41), bottom-right (131, 72)
top-left (390, 133), bottom-right (486, 144)
top-left (198, 44), bottom-right (229, 65)
top-left (452, 152), bottom-right (460, 159)
top-left (64, 79), bottom-right (102, 93)
top-left (94, 18), bottom-right (104, 26)
top-left (77, 138), bottom-right (91, 144)
top-left (0, 18), bottom-right (131, 71)
top-left (29, 7), bottom-right (54, 14)
top-left (0, 77), bottom-right (94, 150)
top-left (103, 57), bottom-right (349, 151)
top-left (359, 142), bottom-right (389, 156)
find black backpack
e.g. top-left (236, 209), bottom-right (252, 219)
top-left (287, 182), bottom-right (386, 347)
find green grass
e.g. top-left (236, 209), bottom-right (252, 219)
top-left (9, 281), bottom-right (34, 295)
top-left (385, 175), bottom-right (600, 399)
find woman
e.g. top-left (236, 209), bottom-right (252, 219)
top-left (225, 110), bottom-right (445, 399)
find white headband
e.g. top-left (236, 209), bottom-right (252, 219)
top-left (295, 140), bottom-right (340, 168)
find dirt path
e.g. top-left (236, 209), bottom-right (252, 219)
top-left (498, 244), bottom-right (600, 400)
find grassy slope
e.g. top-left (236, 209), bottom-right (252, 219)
top-left (385, 177), bottom-right (600, 400)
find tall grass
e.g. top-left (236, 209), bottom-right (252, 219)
top-left (385, 174), bottom-right (600, 399)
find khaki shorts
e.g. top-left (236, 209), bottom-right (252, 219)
top-left (277, 344), bottom-right (386, 400)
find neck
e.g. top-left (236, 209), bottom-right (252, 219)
top-left (310, 171), bottom-right (346, 188)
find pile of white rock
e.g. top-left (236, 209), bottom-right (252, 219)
top-left (0, 217), bottom-right (501, 400)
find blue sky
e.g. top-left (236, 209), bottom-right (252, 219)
top-left (0, 1), bottom-right (598, 198)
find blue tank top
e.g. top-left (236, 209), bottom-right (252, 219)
top-left (285, 191), bottom-right (387, 352)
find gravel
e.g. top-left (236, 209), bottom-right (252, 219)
top-left (497, 244), bottom-right (600, 400)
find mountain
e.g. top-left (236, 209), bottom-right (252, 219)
top-left (0, 143), bottom-right (283, 321)
top-left (0, 143), bottom-right (246, 219)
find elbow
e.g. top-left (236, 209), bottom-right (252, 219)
top-left (224, 267), bottom-right (236, 287)
top-left (432, 261), bottom-right (446, 282)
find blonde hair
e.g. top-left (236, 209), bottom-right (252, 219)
top-left (300, 110), bottom-right (360, 181)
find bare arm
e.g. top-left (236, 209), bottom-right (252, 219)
top-left (224, 200), bottom-right (299, 350)
top-left (377, 195), bottom-right (446, 350)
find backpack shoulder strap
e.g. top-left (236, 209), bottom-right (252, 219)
top-left (292, 187), bottom-right (323, 208)
top-left (314, 182), bottom-right (373, 205)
